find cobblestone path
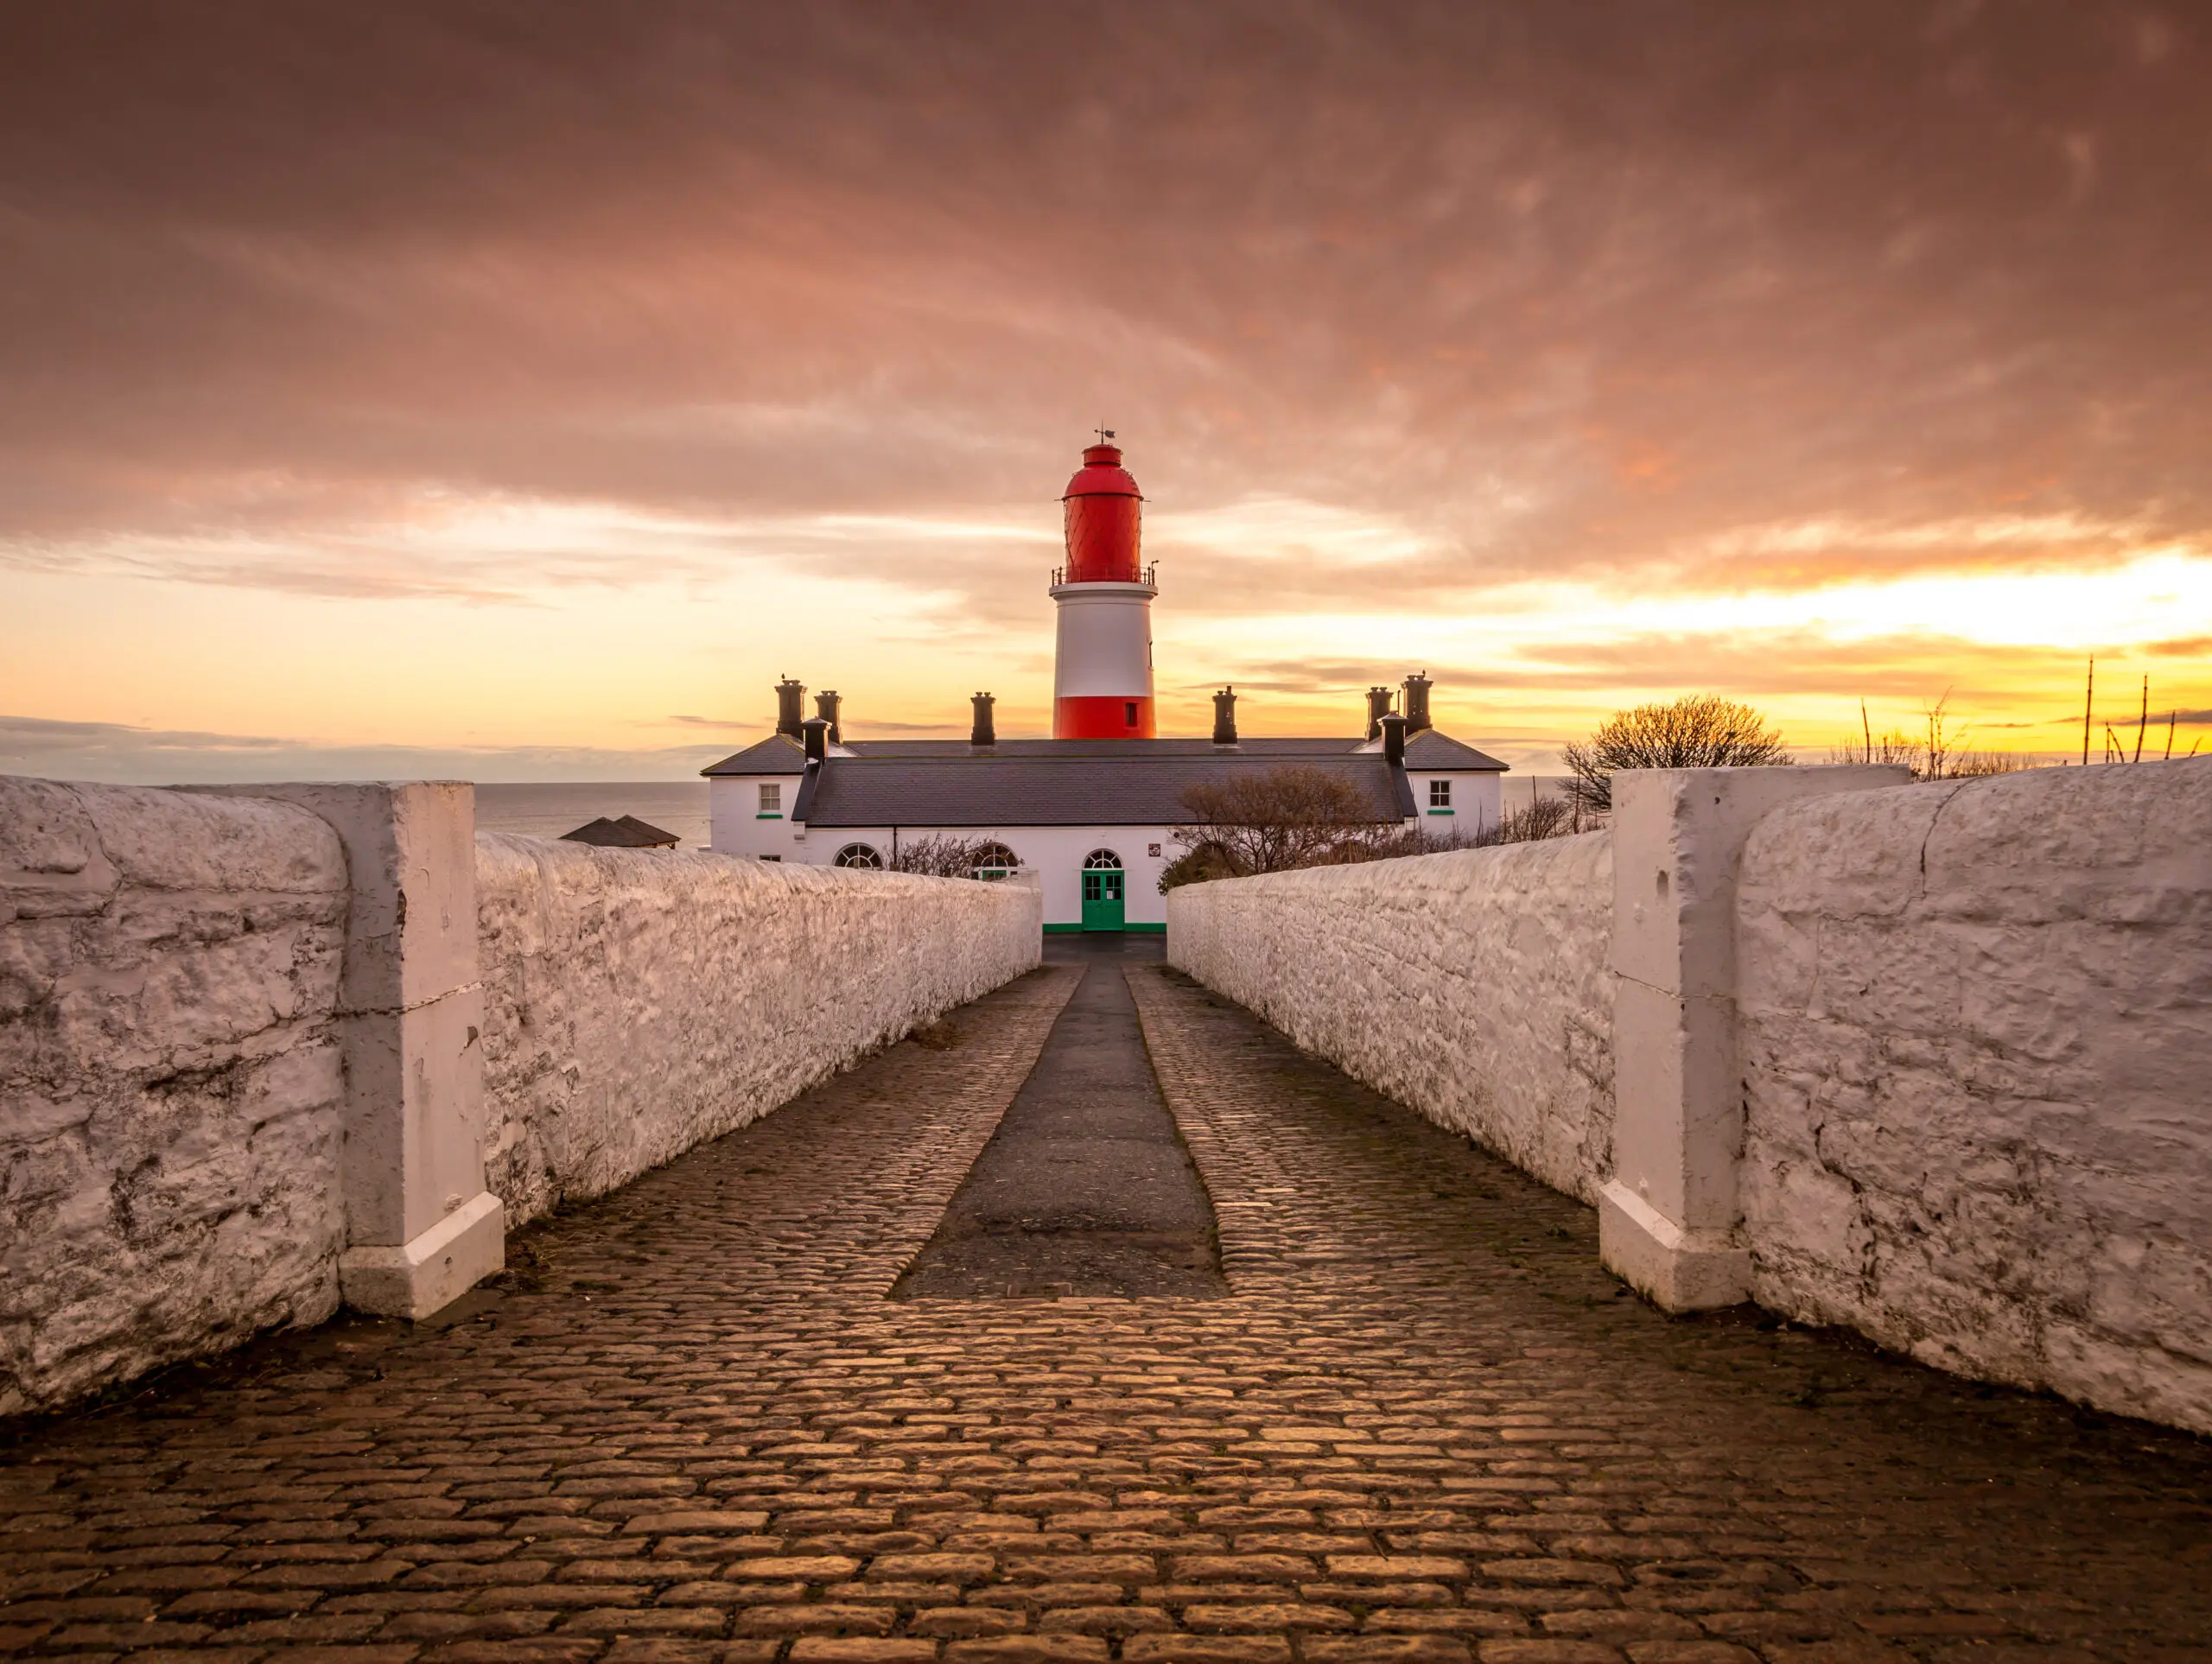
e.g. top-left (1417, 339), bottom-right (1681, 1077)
top-left (4, 962), bottom-right (2209, 1664)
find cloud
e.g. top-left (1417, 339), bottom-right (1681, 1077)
top-left (1, 3), bottom-right (2208, 748)
top-left (0, 714), bottom-right (729, 784)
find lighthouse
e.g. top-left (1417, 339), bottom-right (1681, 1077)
top-left (706, 431), bottom-right (1515, 930)
top-left (1051, 435), bottom-right (1157, 738)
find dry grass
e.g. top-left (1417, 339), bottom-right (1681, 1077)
top-left (1830, 694), bottom-right (2046, 781)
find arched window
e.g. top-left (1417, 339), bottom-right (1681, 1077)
top-left (833, 842), bottom-right (883, 869)
top-left (1084, 848), bottom-right (1122, 870)
top-left (971, 841), bottom-right (1020, 880)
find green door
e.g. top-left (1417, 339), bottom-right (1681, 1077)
top-left (1080, 864), bottom-right (1126, 930)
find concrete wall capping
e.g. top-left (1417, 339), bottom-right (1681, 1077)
top-left (1170, 759), bottom-right (2212, 1435)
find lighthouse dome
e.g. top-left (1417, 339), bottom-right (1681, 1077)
top-left (1063, 443), bottom-right (1141, 500)
top-left (1060, 441), bottom-right (1144, 585)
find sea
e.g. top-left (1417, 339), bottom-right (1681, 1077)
top-left (474, 782), bottom-right (713, 849)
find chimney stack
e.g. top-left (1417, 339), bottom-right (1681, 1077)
top-left (1365, 685), bottom-right (1396, 740)
top-left (970, 692), bottom-right (996, 748)
top-left (1211, 685), bottom-right (1239, 746)
top-left (802, 716), bottom-right (830, 765)
top-left (775, 676), bottom-right (806, 739)
top-left (815, 689), bottom-right (842, 746)
top-left (1381, 711), bottom-right (1407, 767)
top-left (1402, 671), bottom-right (1432, 735)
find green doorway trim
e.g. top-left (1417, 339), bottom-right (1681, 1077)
top-left (1080, 848), bottom-right (1127, 931)
top-left (1080, 867), bottom-right (1126, 930)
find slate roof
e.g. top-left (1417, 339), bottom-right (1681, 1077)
top-left (789, 753), bottom-right (1417, 829)
top-left (703, 730), bottom-right (1508, 776)
top-left (561, 815), bottom-right (683, 848)
top-left (703, 735), bottom-right (808, 773)
top-left (1402, 728), bottom-right (1510, 770)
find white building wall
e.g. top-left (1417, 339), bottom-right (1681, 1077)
top-left (709, 760), bottom-right (1503, 927)
top-left (709, 775), bottom-right (801, 858)
top-left (1411, 771), bottom-right (1502, 835)
top-left (773, 822), bottom-right (1179, 930)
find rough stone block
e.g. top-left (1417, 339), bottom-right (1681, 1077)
top-left (1737, 757), bottom-right (2212, 1432)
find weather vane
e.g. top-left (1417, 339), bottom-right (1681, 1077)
top-left (1096, 422), bottom-right (1115, 443)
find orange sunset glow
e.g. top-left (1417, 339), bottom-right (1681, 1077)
top-left (2, 3), bottom-right (2206, 781)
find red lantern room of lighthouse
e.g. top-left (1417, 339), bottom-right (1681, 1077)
top-left (1051, 437), bottom-right (1157, 739)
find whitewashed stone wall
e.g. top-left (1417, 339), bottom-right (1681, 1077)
top-left (0, 778), bottom-right (348, 1415)
top-left (475, 835), bottom-right (1042, 1224)
top-left (1737, 759), bottom-right (2212, 1432)
top-left (1167, 835), bottom-right (1615, 1201)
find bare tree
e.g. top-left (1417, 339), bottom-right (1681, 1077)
top-left (1489, 794), bottom-right (1576, 842)
top-left (1562, 695), bottom-right (1789, 812)
top-left (1169, 765), bottom-right (1385, 879)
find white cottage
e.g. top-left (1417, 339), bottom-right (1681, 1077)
top-left (704, 677), bottom-right (1507, 934)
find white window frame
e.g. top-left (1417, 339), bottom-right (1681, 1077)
top-left (758, 782), bottom-right (781, 814)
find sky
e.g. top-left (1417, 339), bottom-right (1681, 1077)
top-left (3, 1), bottom-right (2207, 782)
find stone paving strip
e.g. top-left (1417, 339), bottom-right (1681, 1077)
top-left (893, 959), bottom-right (1226, 1299)
top-left (3, 960), bottom-right (2209, 1664)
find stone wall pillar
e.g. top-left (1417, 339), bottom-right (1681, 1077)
top-left (195, 782), bottom-right (503, 1318)
top-left (1599, 765), bottom-right (1907, 1309)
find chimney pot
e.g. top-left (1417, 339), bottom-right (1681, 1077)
top-left (1402, 670), bottom-right (1433, 735)
top-left (970, 691), bottom-right (997, 748)
top-left (1365, 684), bottom-right (1396, 740)
top-left (775, 676), bottom-right (806, 739)
top-left (814, 689), bottom-right (842, 746)
top-left (1212, 685), bottom-right (1238, 746)
top-left (1381, 711), bottom-right (1407, 767)
top-left (802, 716), bottom-right (830, 765)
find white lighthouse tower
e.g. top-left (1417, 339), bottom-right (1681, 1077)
top-left (1050, 435), bottom-right (1157, 738)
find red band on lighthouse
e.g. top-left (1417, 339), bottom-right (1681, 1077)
top-left (1052, 441), bottom-right (1156, 739)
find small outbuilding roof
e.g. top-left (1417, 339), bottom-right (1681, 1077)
top-left (561, 815), bottom-right (683, 848)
